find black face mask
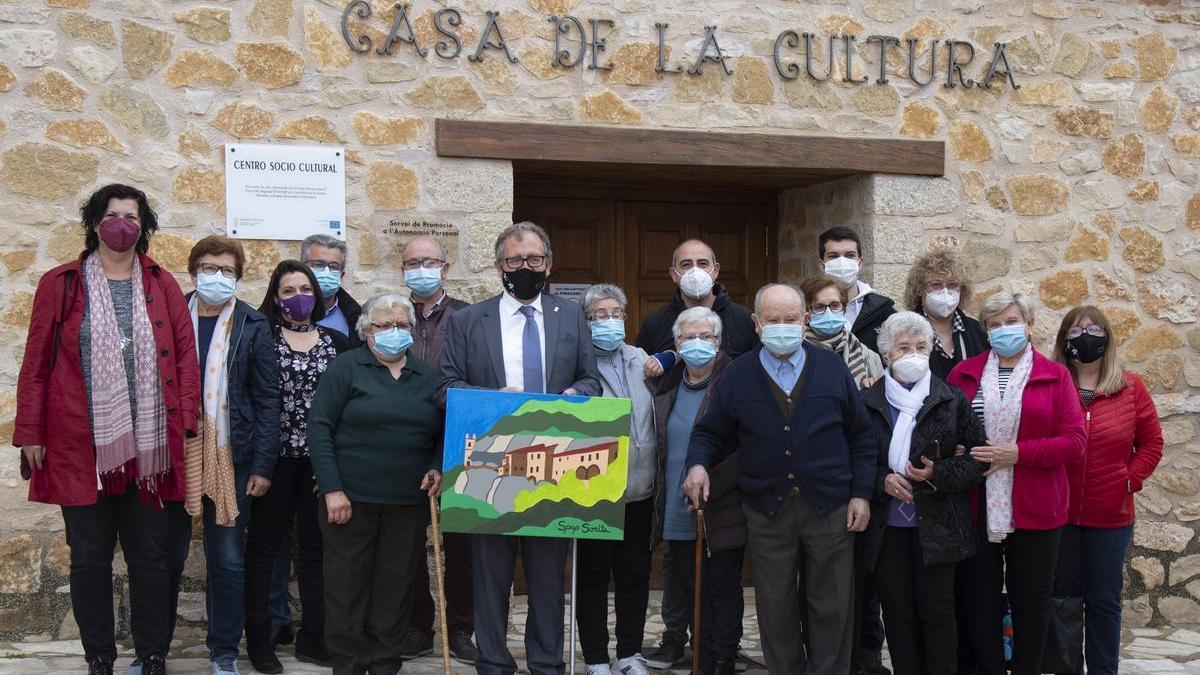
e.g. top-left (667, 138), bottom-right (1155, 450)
top-left (1065, 333), bottom-right (1108, 364)
top-left (502, 268), bottom-right (547, 301)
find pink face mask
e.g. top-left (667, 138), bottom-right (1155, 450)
top-left (97, 217), bottom-right (141, 253)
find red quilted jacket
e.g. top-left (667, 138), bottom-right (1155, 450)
top-left (14, 253), bottom-right (199, 506)
top-left (1065, 372), bottom-right (1163, 528)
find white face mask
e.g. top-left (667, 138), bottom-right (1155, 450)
top-left (678, 267), bottom-right (714, 301)
top-left (822, 256), bottom-right (860, 288)
top-left (891, 353), bottom-right (930, 384)
top-left (925, 288), bottom-right (960, 319)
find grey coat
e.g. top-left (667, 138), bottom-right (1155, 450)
top-left (595, 343), bottom-right (657, 503)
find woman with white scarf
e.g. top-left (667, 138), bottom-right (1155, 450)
top-left (946, 291), bottom-right (1085, 675)
top-left (860, 312), bottom-right (986, 675)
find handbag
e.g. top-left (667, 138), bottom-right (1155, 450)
top-left (1041, 595), bottom-right (1084, 674)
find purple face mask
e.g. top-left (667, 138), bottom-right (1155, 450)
top-left (97, 217), bottom-right (141, 253)
top-left (279, 293), bottom-right (316, 322)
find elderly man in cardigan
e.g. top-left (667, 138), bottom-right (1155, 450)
top-left (684, 283), bottom-right (876, 675)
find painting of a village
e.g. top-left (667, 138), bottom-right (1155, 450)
top-left (439, 389), bottom-right (632, 541)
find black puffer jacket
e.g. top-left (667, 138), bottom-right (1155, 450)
top-left (861, 374), bottom-right (988, 569)
top-left (648, 352), bottom-right (744, 553)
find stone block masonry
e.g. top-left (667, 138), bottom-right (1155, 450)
top-left (0, 0), bottom-right (1198, 638)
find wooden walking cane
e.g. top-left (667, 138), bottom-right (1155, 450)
top-left (429, 492), bottom-right (452, 675)
top-left (692, 507), bottom-right (704, 675)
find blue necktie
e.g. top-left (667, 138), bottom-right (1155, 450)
top-left (519, 305), bottom-right (544, 393)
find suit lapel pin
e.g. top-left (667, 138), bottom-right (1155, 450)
top-left (553, 306), bottom-right (559, 312)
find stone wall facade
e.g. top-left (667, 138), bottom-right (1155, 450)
top-left (0, 0), bottom-right (1197, 638)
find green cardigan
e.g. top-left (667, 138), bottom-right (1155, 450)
top-left (308, 347), bottom-right (444, 506)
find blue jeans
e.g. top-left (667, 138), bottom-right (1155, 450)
top-left (1053, 524), bottom-right (1134, 675)
top-left (168, 462), bottom-right (253, 661)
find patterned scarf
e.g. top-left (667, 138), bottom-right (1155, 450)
top-left (806, 327), bottom-right (870, 389)
top-left (84, 253), bottom-right (169, 497)
top-left (980, 346), bottom-right (1035, 543)
top-left (186, 296), bottom-right (239, 526)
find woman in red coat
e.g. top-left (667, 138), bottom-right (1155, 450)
top-left (946, 291), bottom-right (1085, 675)
top-left (14, 184), bottom-right (199, 675)
top-left (1051, 306), bottom-right (1162, 675)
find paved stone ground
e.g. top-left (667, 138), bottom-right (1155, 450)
top-left (3, 590), bottom-right (1199, 674)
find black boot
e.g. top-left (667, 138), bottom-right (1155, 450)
top-left (247, 629), bottom-right (283, 674)
top-left (141, 655), bottom-right (168, 675)
top-left (86, 658), bottom-right (114, 675)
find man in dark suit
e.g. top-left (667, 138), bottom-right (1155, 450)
top-left (438, 221), bottom-right (601, 675)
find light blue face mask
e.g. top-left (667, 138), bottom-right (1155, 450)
top-left (312, 266), bottom-right (341, 298)
top-left (195, 271), bottom-right (236, 306)
top-left (404, 267), bottom-right (443, 297)
top-left (761, 323), bottom-right (805, 357)
top-left (809, 309), bottom-right (847, 338)
top-left (590, 319), bottom-right (625, 351)
top-left (988, 324), bottom-right (1029, 358)
top-left (678, 338), bottom-right (717, 368)
top-left (372, 327), bottom-right (413, 359)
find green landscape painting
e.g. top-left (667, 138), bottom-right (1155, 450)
top-left (439, 389), bottom-right (632, 541)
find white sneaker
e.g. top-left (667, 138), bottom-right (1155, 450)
top-left (614, 654), bottom-right (651, 675)
top-left (586, 664), bottom-right (614, 675)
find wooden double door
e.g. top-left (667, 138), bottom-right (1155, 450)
top-left (514, 187), bottom-right (776, 340)
top-left (514, 186), bottom-right (774, 591)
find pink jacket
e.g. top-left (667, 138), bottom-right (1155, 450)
top-left (947, 349), bottom-right (1086, 531)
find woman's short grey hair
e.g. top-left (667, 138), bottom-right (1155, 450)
top-left (672, 306), bottom-right (723, 340)
top-left (301, 234), bottom-right (349, 266)
top-left (978, 290), bottom-right (1035, 327)
top-left (582, 284), bottom-right (627, 317)
top-left (356, 292), bottom-right (415, 341)
top-left (493, 221), bottom-right (553, 263)
top-left (877, 311), bottom-right (934, 357)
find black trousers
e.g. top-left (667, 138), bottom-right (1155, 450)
top-left (408, 530), bottom-right (473, 638)
top-left (876, 527), bottom-right (958, 675)
top-left (320, 501), bottom-right (427, 675)
top-left (664, 540), bottom-right (745, 669)
top-left (576, 498), bottom-right (654, 665)
top-left (245, 456), bottom-right (324, 644)
top-left (958, 527), bottom-right (1062, 675)
top-left (61, 488), bottom-right (171, 664)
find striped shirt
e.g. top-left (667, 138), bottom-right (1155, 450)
top-left (972, 367), bottom-right (1013, 425)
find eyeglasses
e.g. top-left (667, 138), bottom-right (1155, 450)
top-left (370, 321), bottom-right (413, 332)
top-left (590, 310), bottom-right (625, 321)
top-left (1066, 325), bottom-right (1105, 339)
top-left (680, 332), bottom-right (716, 342)
top-left (811, 302), bottom-right (844, 313)
top-left (501, 255), bottom-right (547, 271)
top-left (306, 260), bottom-right (343, 272)
top-left (402, 258), bottom-right (446, 270)
top-left (199, 263), bottom-right (237, 279)
top-left (673, 259), bottom-right (714, 272)
top-left (926, 281), bottom-right (963, 293)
